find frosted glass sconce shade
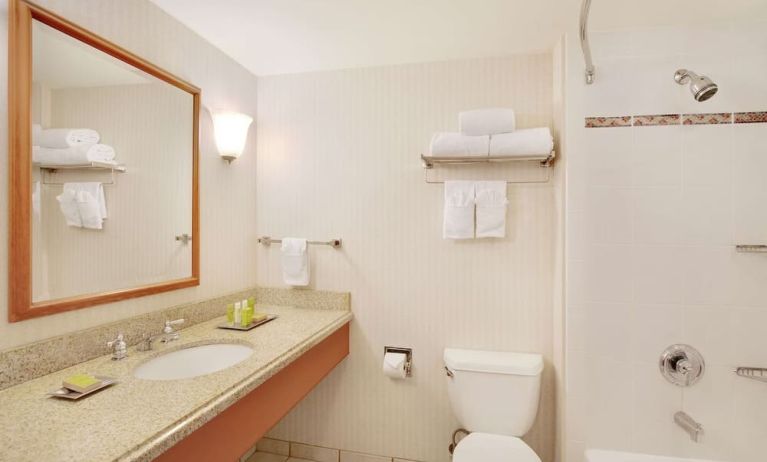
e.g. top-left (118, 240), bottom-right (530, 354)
top-left (211, 111), bottom-right (253, 163)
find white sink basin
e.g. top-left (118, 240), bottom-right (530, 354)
top-left (134, 343), bottom-right (254, 381)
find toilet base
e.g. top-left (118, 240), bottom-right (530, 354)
top-left (452, 433), bottom-right (541, 462)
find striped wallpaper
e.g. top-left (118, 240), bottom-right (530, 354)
top-left (255, 54), bottom-right (560, 462)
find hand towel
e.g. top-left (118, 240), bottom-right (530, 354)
top-left (443, 181), bottom-right (475, 239)
top-left (56, 189), bottom-right (82, 227)
top-left (33, 144), bottom-right (116, 165)
top-left (36, 128), bottom-right (100, 148)
top-left (489, 127), bottom-right (553, 157)
top-left (281, 238), bottom-right (310, 286)
top-left (65, 182), bottom-right (107, 219)
top-left (459, 108), bottom-right (516, 136)
top-left (430, 132), bottom-right (489, 157)
top-left (475, 181), bottom-right (508, 238)
top-left (58, 183), bottom-right (107, 229)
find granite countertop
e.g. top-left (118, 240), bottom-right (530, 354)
top-left (0, 304), bottom-right (352, 462)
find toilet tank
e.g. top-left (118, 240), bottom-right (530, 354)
top-left (444, 348), bottom-right (543, 436)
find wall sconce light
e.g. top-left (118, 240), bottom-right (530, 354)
top-left (211, 110), bottom-right (253, 163)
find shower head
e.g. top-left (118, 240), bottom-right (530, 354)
top-left (674, 69), bottom-right (718, 102)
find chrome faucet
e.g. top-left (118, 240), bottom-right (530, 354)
top-left (106, 333), bottom-right (128, 360)
top-left (674, 411), bottom-right (703, 442)
top-left (137, 319), bottom-right (185, 351)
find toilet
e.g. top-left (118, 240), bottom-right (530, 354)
top-left (444, 348), bottom-right (544, 462)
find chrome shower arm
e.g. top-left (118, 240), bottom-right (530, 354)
top-left (580, 0), bottom-right (595, 84)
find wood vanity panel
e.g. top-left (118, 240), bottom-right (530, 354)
top-left (154, 322), bottom-right (350, 462)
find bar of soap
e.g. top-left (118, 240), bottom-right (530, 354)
top-left (63, 373), bottom-right (101, 393)
top-left (252, 312), bottom-right (268, 323)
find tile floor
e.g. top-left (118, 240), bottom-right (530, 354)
top-left (242, 438), bottom-right (419, 462)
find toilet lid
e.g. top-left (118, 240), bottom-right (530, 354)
top-left (453, 433), bottom-right (541, 462)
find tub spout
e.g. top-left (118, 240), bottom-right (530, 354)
top-left (674, 411), bottom-right (703, 442)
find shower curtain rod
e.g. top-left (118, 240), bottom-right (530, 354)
top-left (580, 0), bottom-right (595, 84)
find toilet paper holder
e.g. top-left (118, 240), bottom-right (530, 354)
top-left (384, 346), bottom-right (413, 377)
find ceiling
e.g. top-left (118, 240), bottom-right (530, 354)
top-left (150, 0), bottom-right (767, 76)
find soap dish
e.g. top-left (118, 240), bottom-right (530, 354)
top-left (217, 314), bottom-right (278, 331)
top-left (47, 376), bottom-right (118, 400)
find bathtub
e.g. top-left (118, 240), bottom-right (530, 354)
top-left (585, 450), bottom-right (723, 462)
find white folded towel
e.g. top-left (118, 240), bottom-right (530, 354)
top-left (430, 132), bottom-right (489, 157)
top-left (281, 238), bottom-right (310, 286)
top-left (35, 128), bottom-right (100, 148)
top-left (443, 181), bottom-right (475, 239)
top-left (57, 183), bottom-right (107, 229)
top-left (460, 108), bottom-right (516, 136)
top-left (475, 181), bottom-right (508, 238)
top-left (33, 144), bottom-right (117, 165)
top-left (489, 127), bottom-right (553, 157)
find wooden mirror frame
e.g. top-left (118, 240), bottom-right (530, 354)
top-left (8, 0), bottom-right (200, 322)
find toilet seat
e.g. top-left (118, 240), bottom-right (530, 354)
top-left (453, 433), bottom-right (541, 462)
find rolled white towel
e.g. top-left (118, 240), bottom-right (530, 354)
top-left (489, 127), bottom-right (553, 157)
top-left (36, 128), bottom-right (100, 148)
top-left (33, 144), bottom-right (116, 165)
top-left (430, 132), bottom-right (489, 157)
top-left (459, 108), bottom-right (516, 136)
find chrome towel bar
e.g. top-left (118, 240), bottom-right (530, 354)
top-left (258, 236), bottom-right (342, 248)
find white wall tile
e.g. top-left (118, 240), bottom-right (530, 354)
top-left (681, 124), bottom-right (732, 189)
top-left (682, 306), bottom-right (738, 366)
top-left (631, 126), bottom-right (683, 188)
top-left (584, 188), bottom-right (633, 244)
top-left (633, 188), bottom-right (684, 245)
top-left (632, 246), bottom-right (685, 304)
top-left (630, 304), bottom-right (684, 364)
top-left (583, 245), bottom-right (634, 303)
top-left (567, 20), bottom-right (767, 462)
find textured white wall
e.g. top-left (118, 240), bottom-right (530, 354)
top-left (255, 55), bottom-right (559, 462)
top-left (564, 22), bottom-right (767, 462)
top-left (0, 0), bottom-right (259, 349)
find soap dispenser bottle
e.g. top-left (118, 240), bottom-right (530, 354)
top-left (234, 301), bottom-right (242, 326)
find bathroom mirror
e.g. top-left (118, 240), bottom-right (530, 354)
top-left (8, 0), bottom-right (200, 321)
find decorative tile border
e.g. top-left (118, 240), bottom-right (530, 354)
top-left (634, 114), bottom-right (681, 126)
top-left (734, 111), bottom-right (767, 124)
top-left (683, 113), bottom-right (732, 125)
top-left (586, 111), bottom-right (767, 128)
top-left (585, 116), bottom-right (632, 128)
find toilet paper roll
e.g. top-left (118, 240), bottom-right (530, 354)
top-left (383, 352), bottom-right (408, 379)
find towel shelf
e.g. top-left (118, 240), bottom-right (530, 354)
top-left (421, 151), bottom-right (555, 184)
top-left (36, 161), bottom-right (126, 185)
top-left (421, 151), bottom-right (555, 169)
top-left (258, 236), bottom-right (342, 249)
